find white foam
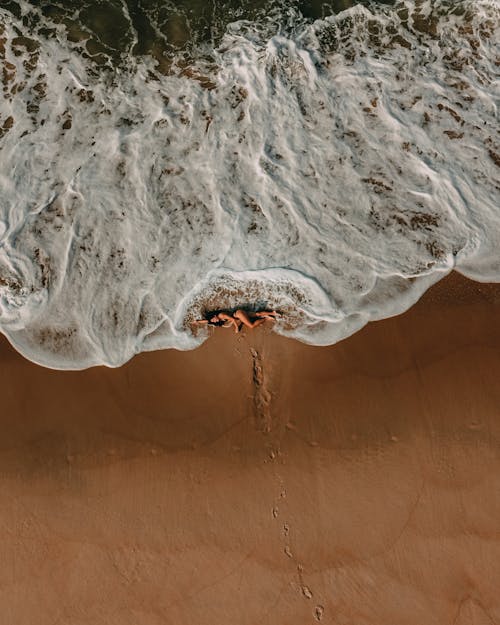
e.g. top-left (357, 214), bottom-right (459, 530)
top-left (0, 0), bottom-right (499, 368)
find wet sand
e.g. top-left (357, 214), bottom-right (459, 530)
top-left (1, 272), bottom-right (500, 625)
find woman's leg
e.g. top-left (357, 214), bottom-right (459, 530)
top-left (254, 311), bottom-right (278, 319)
top-left (234, 310), bottom-right (266, 329)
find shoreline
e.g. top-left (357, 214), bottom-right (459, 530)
top-left (2, 269), bottom-right (499, 372)
top-left (1, 271), bottom-right (500, 624)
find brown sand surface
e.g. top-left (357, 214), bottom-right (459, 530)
top-left (1, 272), bottom-right (500, 624)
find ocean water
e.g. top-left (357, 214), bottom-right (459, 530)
top-left (0, 0), bottom-right (498, 369)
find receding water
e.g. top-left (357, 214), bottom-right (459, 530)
top-left (0, 0), bottom-right (499, 368)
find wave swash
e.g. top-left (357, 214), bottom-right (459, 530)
top-left (0, 0), bottom-right (499, 368)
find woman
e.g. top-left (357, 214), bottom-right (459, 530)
top-left (194, 309), bottom-right (278, 333)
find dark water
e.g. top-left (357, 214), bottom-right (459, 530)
top-left (3, 0), bottom-right (396, 64)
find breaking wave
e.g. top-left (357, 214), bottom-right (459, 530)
top-left (0, 0), bottom-right (499, 368)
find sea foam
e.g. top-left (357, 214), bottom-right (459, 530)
top-left (0, 0), bottom-right (499, 368)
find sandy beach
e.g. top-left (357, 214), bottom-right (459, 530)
top-left (1, 271), bottom-right (500, 625)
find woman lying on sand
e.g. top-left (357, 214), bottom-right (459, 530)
top-left (194, 310), bottom-right (278, 333)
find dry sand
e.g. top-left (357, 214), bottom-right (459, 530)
top-left (1, 272), bottom-right (500, 625)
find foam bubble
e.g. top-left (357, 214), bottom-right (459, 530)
top-left (0, 0), bottom-right (499, 368)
